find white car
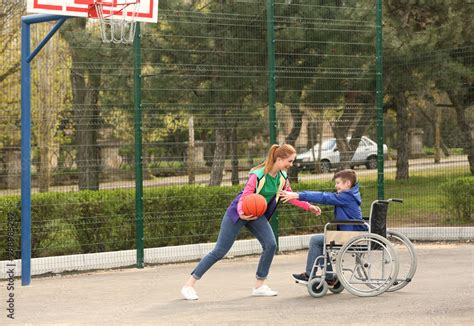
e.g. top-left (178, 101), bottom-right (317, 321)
top-left (295, 136), bottom-right (388, 173)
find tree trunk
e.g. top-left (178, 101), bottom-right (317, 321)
top-left (209, 120), bottom-right (227, 186)
top-left (434, 106), bottom-right (441, 164)
top-left (395, 92), bottom-right (409, 180)
top-left (307, 119), bottom-right (323, 173)
top-left (36, 45), bottom-right (54, 192)
top-left (416, 105), bottom-right (450, 157)
top-left (447, 91), bottom-right (474, 175)
top-left (61, 19), bottom-right (102, 190)
top-left (187, 116), bottom-right (195, 185)
top-left (285, 104), bottom-right (303, 183)
top-left (74, 70), bottom-right (101, 190)
top-left (230, 127), bottom-right (239, 185)
top-left (331, 106), bottom-right (368, 171)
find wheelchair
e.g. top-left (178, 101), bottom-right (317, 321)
top-left (305, 198), bottom-right (417, 298)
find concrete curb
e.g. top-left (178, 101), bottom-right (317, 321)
top-left (1, 227), bottom-right (472, 279)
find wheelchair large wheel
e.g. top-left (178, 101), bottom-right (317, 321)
top-left (307, 278), bottom-right (328, 298)
top-left (386, 230), bottom-right (417, 292)
top-left (335, 233), bottom-right (399, 297)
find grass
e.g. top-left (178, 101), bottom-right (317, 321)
top-left (423, 147), bottom-right (465, 156)
top-left (295, 168), bottom-right (472, 227)
top-left (367, 169), bottom-right (472, 226)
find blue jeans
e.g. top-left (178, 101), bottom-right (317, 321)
top-left (306, 234), bottom-right (333, 278)
top-left (191, 215), bottom-right (277, 280)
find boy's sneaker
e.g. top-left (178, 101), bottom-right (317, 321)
top-left (326, 276), bottom-right (338, 287)
top-left (252, 285), bottom-right (278, 297)
top-left (292, 272), bottom-right (309, 284)
top-left (181, 286), bottom-right (199, 300)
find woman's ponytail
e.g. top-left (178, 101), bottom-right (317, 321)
top-left (251, 144), bottom-right (296, 174)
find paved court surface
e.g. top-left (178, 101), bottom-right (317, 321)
top-left (1, 243), bottom-right (473, 325)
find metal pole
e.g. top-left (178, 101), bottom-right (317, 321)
top-left (266, 0), bottom-right (279, 248)
top-left (21, 15), bottom-right (68, 286)
top-left (27, 18), bottom-right (67, 63)
top-left (20, 14), bottom-right (70, 286)
top-left (20, 19), bottom-right (32, 286)
top-left (375, 0), bottom-right (384, 199)
top-left (133, 23), bottom-right (144, 268)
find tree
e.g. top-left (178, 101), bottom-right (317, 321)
top-left (384, 1), bottom-right (474, 178)
top-left (447, 87), bottom-right (474, 174)
top-left (145, 0), bottom-right (268, 186)
top-left (60, 19), bottom-right (103, 190)
top-left (0, 1), bottom-right (24, 157)
top-left (0, 1), bottom-right (23, 83)
top-left (290, 1), bottom-right (376, 172)
top-left (31, 29), bottom-right (71, 192)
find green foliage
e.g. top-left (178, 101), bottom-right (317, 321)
top-left (440, 177), bottom-right (474, 223)
top-left (0, 171), bottom-right (471, 260)
top-left (143, 185), bottom-right (239, 247)
top-left (0, 196), bottom-right (21, 260)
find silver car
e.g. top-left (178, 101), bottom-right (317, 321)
top-left (295, 136), bottom-right (388, 173)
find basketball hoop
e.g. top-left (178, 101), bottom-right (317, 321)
top-left (88, 0), bottom-right (140, 44)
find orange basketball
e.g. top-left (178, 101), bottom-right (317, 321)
top-left (242, 194), bottom-right (267, 217)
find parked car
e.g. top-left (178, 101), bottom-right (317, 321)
top-left (295, 136), bottom-right (388, 173)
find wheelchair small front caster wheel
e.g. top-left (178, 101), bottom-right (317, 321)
top-left (307, 278), bottom-right (328, 298)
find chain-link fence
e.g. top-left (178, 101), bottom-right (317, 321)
top-left (0, 0), bottom-right (472, 278)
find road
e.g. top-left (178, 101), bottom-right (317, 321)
top-left (0, 155), bottom-right (469, 195)
top-left (3, 243), bottom-right (473, 325)
top-left (80, 155), bottom-right (473, 188)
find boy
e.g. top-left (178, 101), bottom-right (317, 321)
top-left (279, 169), bottom-right (366, 284)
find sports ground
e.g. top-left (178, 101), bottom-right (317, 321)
top-left (2, 243), bottom-right (473, 325)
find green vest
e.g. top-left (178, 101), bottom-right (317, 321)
top-left (250, 167), bottom-right (288, 203)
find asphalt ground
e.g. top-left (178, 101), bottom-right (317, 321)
top-left (1, 243), bottom-right (473, 325)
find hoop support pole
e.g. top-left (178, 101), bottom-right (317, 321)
top-left (20, 14), bottom-right (69, 286)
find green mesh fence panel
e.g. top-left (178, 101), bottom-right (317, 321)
top-left (0, 1), bottom-right (472, 277)
top-left (272, 1), bottom-right (380, 235)
top-left (140, 1), bottom-right (271, 248)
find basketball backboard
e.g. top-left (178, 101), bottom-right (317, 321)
top-left (26, 0), bottom-right (158, 23)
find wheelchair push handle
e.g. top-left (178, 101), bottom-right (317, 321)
top-left (387, 198), bottom-right (403, 203)
top-left (328, 220), bottom-right (366, 225)
top-left (376, 198), bottom-right (403, 204)
top-left (390, 198), bottom-right (403, 203)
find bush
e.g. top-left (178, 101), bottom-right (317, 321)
top-left (0, 179), bottom-right (341, 259)
top-left (0, 196), bottom-right (21, 260)
top-left (4, 173), bottom-right (466, 260)
top-left (0, 185), bottom-right (243, 259)
top-left (440, 177), bottom-right (474, 223)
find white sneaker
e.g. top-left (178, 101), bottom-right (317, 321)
top-left (252, 285), bottom-right (278, 297)
top-left (181, 286), bottom-right (199, 300)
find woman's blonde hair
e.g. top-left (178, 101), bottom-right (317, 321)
top-left (252, 144), bottom-right (296, 174)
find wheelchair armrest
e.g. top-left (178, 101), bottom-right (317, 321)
top-left (329, 219), bottom-right (366, 225)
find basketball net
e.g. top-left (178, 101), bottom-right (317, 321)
top-left (89, 0), bottom-right (140, 44)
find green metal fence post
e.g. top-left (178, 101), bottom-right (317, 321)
top-left (134, 23), bottom-right (144, 268)
top-left (266, 0), bottom-right (279, 248)
top-left (375, 0), bottom-right (384, 200)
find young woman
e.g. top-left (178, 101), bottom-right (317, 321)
top-left (181, 144), bottom-right (321, 300)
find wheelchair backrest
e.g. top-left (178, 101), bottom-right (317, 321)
top-left (370, 202), bottom-right (388, 238)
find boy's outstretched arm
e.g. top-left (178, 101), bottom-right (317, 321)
top-left (279, 190), bottom-right (321, 215)
top-left (299, 191), bottom-right (348, 206)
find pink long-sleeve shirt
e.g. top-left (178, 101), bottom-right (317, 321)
top-left (237, 173), bottom-right (311, 216)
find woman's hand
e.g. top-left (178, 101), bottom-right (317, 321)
top-left (279, 190), bottom-right (299, 203)
top-left (239, 213), bottom-right (258, 221)
top-left (308, 205), bottom-right (321, 216)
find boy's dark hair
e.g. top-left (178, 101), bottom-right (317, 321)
top-left (334, 169), bottom-right (357, 187)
